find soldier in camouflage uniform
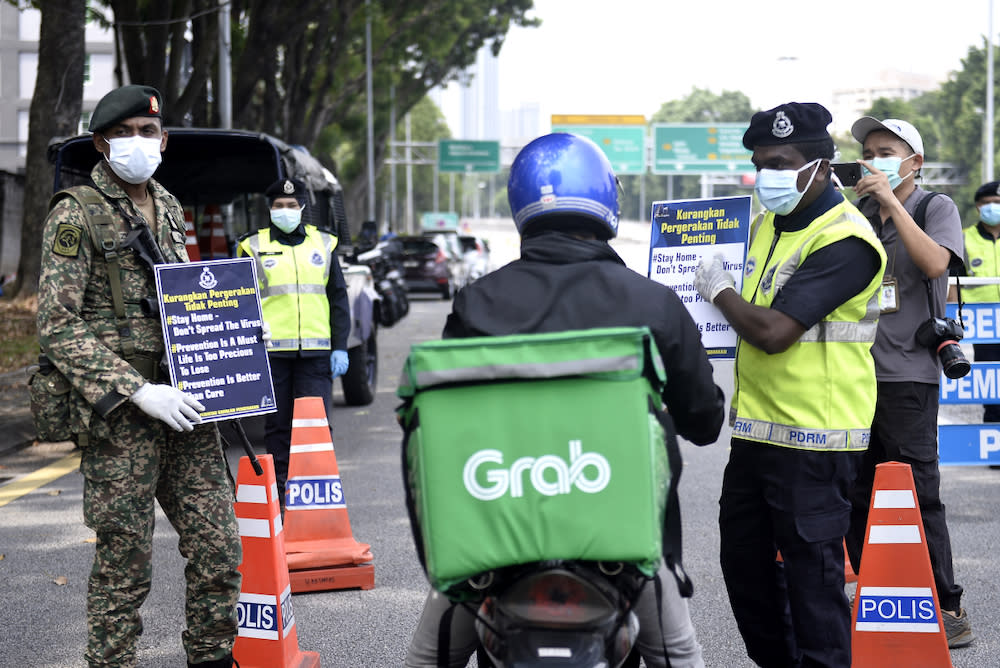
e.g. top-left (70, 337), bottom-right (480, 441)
top-left (36, 85), bottom-right (242, 668)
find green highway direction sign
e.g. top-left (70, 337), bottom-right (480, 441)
top-left (550, 124), bottom-right (647, 175)
top-left (438, 140), bottom-right (501, 173)
top-left (652, 123), bottom-right (753, 174)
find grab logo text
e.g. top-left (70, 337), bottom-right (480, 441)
top-left (462, 440), bottom-right (611, 500)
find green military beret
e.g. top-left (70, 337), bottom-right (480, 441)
top-left (88, 85), bottom-right (162, 133)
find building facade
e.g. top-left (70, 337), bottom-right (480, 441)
top-left (0, 4), bottom-right (116, 172)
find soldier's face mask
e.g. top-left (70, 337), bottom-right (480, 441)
top-left (103, 135), bottom-right (162, 185)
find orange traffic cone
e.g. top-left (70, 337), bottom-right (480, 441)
top-left (199, 203), bottom-right (229, 259)
top-left (233, 454), bottom-right (320, 668)
top-left (851, 462), bottom-right (952, 667)
top-left (183, 207), bottom-right (202, 261)
top-left (283, 396), bottom-right (375, 593)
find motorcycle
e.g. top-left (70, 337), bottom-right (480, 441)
top-left (469, 560), bottom-right (645, 667)
top-left (398, 327), bottom-right (680, 668)
top-left (354, 239), bottom-right (409, 327)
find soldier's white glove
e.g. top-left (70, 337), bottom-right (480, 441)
top-left (260, 320), bottom-right (272, 347)
top-left (694, 253), bottom-right (737, 304)
top-left (130, 383), bottom-right (204, 432)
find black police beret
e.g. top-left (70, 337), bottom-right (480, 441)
top-left (265, 178), bottom-right (307, 204)
top-left (975, 181), bottom-right (1000, 202)
top-left (742, 102), bottom-right (833, 150)
top-left (88, 85), bottom-right (162, 133)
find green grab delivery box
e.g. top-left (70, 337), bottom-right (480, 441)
top-left (397, 326), bottom-right (671, 597)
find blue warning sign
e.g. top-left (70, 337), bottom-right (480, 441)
top-left (854, 586), bottom-right (939, 633)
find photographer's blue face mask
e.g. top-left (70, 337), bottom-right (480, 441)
top-left (864, 154), bottom-right (916, 190)
top-left (754, 159), bottom-right (821, 216)
top-left (980, 202), bottom-right (1000, 226)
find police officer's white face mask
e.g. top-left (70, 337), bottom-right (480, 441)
top-left (754, 159), bottom-right (821, 216)
top-left (270, 207), bottom-right (303, 234)
top-left (103, 135), bottom-right (163, 184)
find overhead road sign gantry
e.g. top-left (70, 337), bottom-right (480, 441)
top-left (438, 140), bottom-right (500, 173)
top-left (652, 123), bottom-right (753, 174)
top-left (551, 114), bottom-right (647, 175)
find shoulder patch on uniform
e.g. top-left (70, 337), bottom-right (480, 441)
top-left (53, 222), bottom-right (83, 257)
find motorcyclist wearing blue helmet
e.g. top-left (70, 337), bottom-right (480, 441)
top-left (404, 132), bottom-right (726, 668)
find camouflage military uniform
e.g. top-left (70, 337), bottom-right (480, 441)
top-left (37, 163), bottom-right (243, 667)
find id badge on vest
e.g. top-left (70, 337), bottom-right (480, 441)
top-left (880, 275), bottom-right (899, 314)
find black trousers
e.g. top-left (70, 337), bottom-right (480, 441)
top-left (974, 343), bottom-right (1000, 421)
top-left (846, 381), bottom-right (963, 611)
top-left (720, 439), bottom-right (860, 668)
top-left (264, 354), bottom-right (333, 497)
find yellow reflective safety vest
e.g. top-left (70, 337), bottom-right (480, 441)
top-left (237, 225), bottom-right (338, 351)
top-left (732, 200), bottom-right (887, 451)
top-left (962, 224), bottom-right (1000, 303)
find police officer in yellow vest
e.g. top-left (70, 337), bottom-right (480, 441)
top-left (695, 102), bottom-right (886, 668)
top-left (962, 180), bottom-right (1000, 421)
top-left (237, 178), bottom-right (350, 502)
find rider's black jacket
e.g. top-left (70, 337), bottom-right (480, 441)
top-left (443, 228), bottom-right (725, 446)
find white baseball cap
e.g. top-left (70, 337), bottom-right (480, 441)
top-left (851, 117), bottom-right (924, 156)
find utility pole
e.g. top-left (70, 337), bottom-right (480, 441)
top-left (987, 0), bottom-right (995, 181)
top-left (217, 0), bottom-right (231, 128)
top-left (365, 0), bottom-right (376, 221)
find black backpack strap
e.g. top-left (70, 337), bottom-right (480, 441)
top-left (652, 572), bottom-right (674, 668)
top-left (912, 191), bottom-right (944, 318)
top-left (436, 602), bottom-right (456, 668)
top-left (650, 397), bottom-right (693, 598)
top-left (50, 186), bottom-right (136, 360)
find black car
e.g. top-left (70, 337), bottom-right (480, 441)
top-left (398, 235), bottom-right (455, 299)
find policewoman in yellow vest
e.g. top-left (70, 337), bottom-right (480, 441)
top-left (695, 102), bottom-right (886, 668)
top-left (961, 180), bottom-right (1000, 421)
top-left (237, 178), bottom-right (350, 503)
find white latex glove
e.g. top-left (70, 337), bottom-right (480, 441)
top-left (330, 350), bottom-right (349, 378)
top-left (130, 383), bottom-right (205, 432)
top-left (260, 320), bottom-right (272, 347)
top-left (694, 253), bottom-right (737, 304)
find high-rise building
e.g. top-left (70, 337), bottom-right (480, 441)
top-left (830, 70), bottom-right (940, 135)
top-left (458, 46), bottom-right (501, 141)
top-left (0, 5), bottom-right (116, 172)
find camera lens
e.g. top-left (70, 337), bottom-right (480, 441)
top-left (938, 341), bottom-right (971, 379)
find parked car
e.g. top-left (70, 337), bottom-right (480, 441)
top-left (47, 127), bottom-right (381, 406)
top-left (458, 234), bottom-right (492, 283)
top-left (423, 230), bottom-right (469, 289)
top-left (398, 234), bottom-right (455, 299)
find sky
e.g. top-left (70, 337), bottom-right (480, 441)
top-left (439, 0), bottom-right (994, 135)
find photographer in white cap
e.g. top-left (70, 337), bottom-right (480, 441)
top-left (844, 116), bottom-right (972, 649)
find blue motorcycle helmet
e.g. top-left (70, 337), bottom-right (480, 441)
top-left (507, 133), bottom-right (620, 240)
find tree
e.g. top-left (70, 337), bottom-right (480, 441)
top-left (104, 0), bottom-right (219, 126)
top-left (934, 40), bottom-right (998, 221)
top-left (8, 0), bottom-right (86, 299)
top-left (616, 88), bottom-right (754, 221)
top-left (375, 95), bottom-right (456, 233)
top-left (98, 1), bottom-right (538, 233)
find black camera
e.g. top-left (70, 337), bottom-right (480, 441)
top-left (915, 317), bottom-right (970, 379)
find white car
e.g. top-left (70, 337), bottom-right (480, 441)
top-left (459, 235), bottom-right (492, 283)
